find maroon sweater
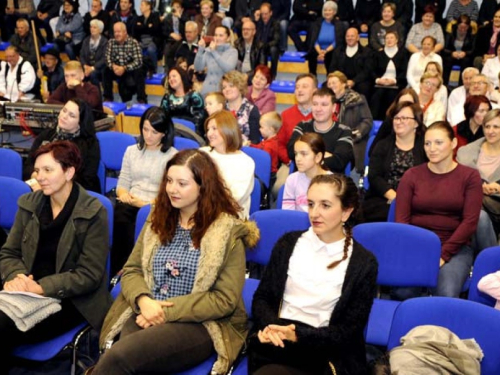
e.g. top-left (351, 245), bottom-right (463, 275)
top-left (396, 163), bottom-right (482, 261)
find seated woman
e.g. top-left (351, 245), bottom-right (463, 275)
top-left (370, 31), bottom-right (408, 120)
top-left (442, 14), bottom-right (474, 86)
top-left (0, 141), bottom-right (112, 373)
top-left (454, 95), bottom-right (491, 152)
top-left (111, 107), bottom-right (178, 276)
top-left (160, 67), bottom-right (205, 135)
top-left (369, 3), bottom-right (405, 52)
top-left (405, 5), bottom-right (445, 54)
top-left (201, 110), bottom-right (255, 218)
top-left (248, 174), bottom-right (378, 375)
top-left (407, 36), bottom-right (443, 92)
top-left (482, 43), bottom-right (500, 89)
top-left (363, 102), bottom-right (427, 223)
top-left (327, 70), bottom-right (373, 174)
top-left (54, 0), bottom-right (85, 60)
top-left (25, 98), bottom-right (101, 193)
top-left (80, 19), bottom-right (108, 86)
top-left (93, 149), bottom-right (259, 375)
top-left (246, 65), bottom-right (276, 115)
top-left (421, 61), bottom-right (448, 110)
top-left (283, 133), bottom-right (330, 212)
top-left (221, 70), bottom-right (261, 144)
top-left (446, 0), bottom-right (479, 23)
top-left (396, 121), bottom-right (483, 298)
top-left (457, 108), bottom-right (500, 239)
top-left (418, 72), bottom-right (446, 127)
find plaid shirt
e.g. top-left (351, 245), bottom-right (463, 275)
top-left (105, 36), bottom-right (143, 71)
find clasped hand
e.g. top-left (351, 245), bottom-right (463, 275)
top-left (4, 274), bottom-right (44, 295)
top-left (257, 324), bottom-right (297, 347)
top-left (136, 295), bottom-right (174, 329)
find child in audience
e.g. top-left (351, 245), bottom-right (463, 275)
top-left (250, 112), bottom-right (290, 187)
top-left (204, 91), bottom-right (225, 115)
top-left (282, 133), bottom-right (331, 212)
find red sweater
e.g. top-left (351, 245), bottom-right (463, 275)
top-left (396, 163), bottom-right (482, 261)
top-left (250, 136), bottom-right (290, 173)
top-left (277, 105), bottom-right (313, 157)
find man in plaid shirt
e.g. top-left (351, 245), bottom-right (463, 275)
top-left (102, 22), bottom-right (147, 103)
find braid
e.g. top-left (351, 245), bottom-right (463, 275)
top-left (327, 224), bottom-right (352, 269)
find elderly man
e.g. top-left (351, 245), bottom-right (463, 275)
top-left (3, 0), bottom-right (35, 41)
top-left (37, 47), bottom-right (64, 101)
top-left (329, 27), bottom-right (372, 100)
top-left (9, 18), bottom-right (39, 68)
top-left (235, 20), bottom-right (265, 77)
top-left (174, 21), bottom-right (199, 70)
top-left (0, 45), bottom-right (37, 102)
top-left (47, 60), bottom-right (102, 111)
top-left (447, 68), bottom-right (479, 126)
top-left (103, 22), bottom-right (146, 103)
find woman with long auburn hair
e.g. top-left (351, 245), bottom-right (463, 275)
top-left (93, 149), bottom-right (259, 374)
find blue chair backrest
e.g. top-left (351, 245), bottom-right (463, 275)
top-left (135, 204), bottom-right (151, 241)
top-left (249, 178), bottom-right (260, 215)
top-left (87, 191), bottom-right (113, 248)
top-left (388, 297), bottom-right (500, 375)
top-left (242, 146), bottom-right (271, 189)
top-left (173, 118), bottom-right (196, 132)
top-left (468, 246), bottom-right (500, 307)
top-left (353, 222), bottom-right (441, 287)
top-left (174, 136), bottom-right (199, 151)
top-left (0, 148), bottom-right (23, 180)
top-left (97, 160), bottom-right (106, 194)
top-left (387, 199), bottom-right (396, 222)
top-left (96, 132), bottom-right (136, 171)
top-left (0, 177), bottom-right (31, 229)
top-left (276, 184), bottom-right (285, 209)
top-left (247, 209), bottom-right (309, 266)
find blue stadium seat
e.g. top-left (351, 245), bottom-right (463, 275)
top-left (0, 177), bottom-right (31, 230)
top-left (0, 148), bottom-right (23, 179)
top-left (468, 246), bottom-right (500, 307)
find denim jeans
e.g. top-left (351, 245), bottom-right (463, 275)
top-left (471, 209), bottom-right (498, 255)
top-left (435, 244), bottom-right (474, 297)
top-left (279, 19), bottom-right (288, 52)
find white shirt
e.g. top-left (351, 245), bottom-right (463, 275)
top-left (0, 57), bottom-right (36, 102)
top-left (447, 85), bottom-right (467, 126)
top-left (280, 228), bottom-right (352, 328)
top-left (482, 57), bottom-right (500, 89)
top-left (406, 51), bottom-right (443, 91)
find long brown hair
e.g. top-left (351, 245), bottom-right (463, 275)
top-left (308, 174), bottom-right (359, 269)
top-left (151, 149), bottom-right (241, 247)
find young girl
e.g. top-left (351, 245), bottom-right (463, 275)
top-left (282, 133), bottom-right (331, 212)
top-left (249, 173), bottom-right (378, 375)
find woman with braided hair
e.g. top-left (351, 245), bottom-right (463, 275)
top-left (248, 174), bottom-right (378, 375)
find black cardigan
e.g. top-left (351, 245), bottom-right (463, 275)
top-left (251, 231), bottom-right (378, 375)
top-left (372, 48), bottom-right (409, 90)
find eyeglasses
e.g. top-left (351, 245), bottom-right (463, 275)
top-left (393, 116), bottom-right (415, 123)
top-left (472, 81), bottom-right (488, 86)
top-left (422, 81), bottom-right (438, 88)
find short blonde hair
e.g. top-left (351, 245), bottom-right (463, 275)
top-left (222, 70), bottom-right (248, 97)
top-left (327, 71), bottom-right (348, 85)
top-left (260, 112), bottom-right (282, 133)
top-left (205, 91), bottom-right (225, 106)
top-left (200, 0), bottom-right (213, 9)
top-left (64, 60), bottom-right (84, 72)
top-left (420, 72), bottom-right (442, 89)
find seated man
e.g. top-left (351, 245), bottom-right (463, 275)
top-left (287, 0), bottom-right (322, 52)
top-left (0, 45), bottom-right (37, 102)
top-left (174, 21), bottom-right (199, 71)
top-left (83, 0), bottom-right (110, 38)
top-left (235, 19), bottom-right (266, 78)
top-left (32, 0), bottom-right (62, 43)
top-left (47, 60), bottom-right (103, 111)
top-left (9, 18), bottom-right (39, 68)
top-left (255, 2), bottom-right (280, 79)
top-left (287, 87), bottom-right (353, 173)
top-left (3, 0), bottom-right (35, 41)
top-left (102, 22), bottom-right (146, 103)
top-left (37, 47), bottom-right (64, 102)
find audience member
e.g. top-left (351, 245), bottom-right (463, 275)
top-left (288, 88), bottom-right (353, 173)
top-left (454, 95), bottom-right (491, 151)
top-left (370, 31), bottom-right (408, 120)
top-left (442, 14), bottom-right (475, 86)
top-left (103, 22), bottom-right (147, 103)
top-left (383, 0), bottom-right (414, 32)
top-left (415, 0), bottom-right (446, 25)
top-left (162, 0), bottom-right (188, 71)
top-left (370, 2), bottom-right (405, 51)
top-left (255, 3), bottom-right (280, 79)
top-left (447, 67), bottom-right (479, 125)
top-left (407, 36), bottom-right (443, 92)
top-left (283, 132), bottom-right (330, 211)
top-left (473, 9), bottom-right (500, 70)
top-left (307, 1), bottom-right (346, 76)
top-left (80, 19), bottom-right (108, 86)
top-left (111, 106), bottom-right (177, 275)
top-left (354, 0), bottom-right (381, 33)
top-left (396, 121), bottom-right (483, 298)
top-left (9, 18), bottom-right (39, 68)
top-left (405, 5), bottom-right (444, 53)
top-left (204, 91), bottom-right (225, 115)
top-left (83, 0), bottom-right (109, 37)
top-left (48, 60), bottom-right (103, 111)
top-left (93, 149), bottom-right (257, 375)
top-left (194, 0), bottom-right (222, 38)
top-left (201, 110), bottom-right (255, 218)
top-left (363, 102), bottom-right (427, 222)
top-left (478, 0), bottom-right (500, 25)
top-left (33, 0), bottom-right (63, 42)
top-left (270, 0), bottom-right (291, 54)
top-left (174, 21), bottom-right (199, 70)
top-left (221, 70), bottom-right (260, 144)
top-left (3, 0), bottom-right (35, 41)
top-left (160, 67), bottom-right (205, 134)
top-left (0, 141), bottom-right (112, 374)
top-left (327, 71), bottom-right (373, 174)
top-left (54, 0), bottom-right (85, 60)
top-left (246, 64), bottom-right (276, 115)
top-left (0, 45), bottom-right (37, 102)
top-left (329, 27), bottom-right (373, 100)
top-left (235, 19), bottom-right (265, 77)
top-left (134, 0), bottom-right (161, 75)
top-left (423, 61), bottom-right (448, 108)
top-left (249, 173), bottom-right (377, 375)
top-left (287, 0), bottom-right (323, 52)
top-left (26, 98), bottom-right (101, 193)
top-left (419, 72), bottom-right (446, 126)
top-left (194, 25), bottom-right (238, 96)
top-left (482, 43), bottom-right (500, 88)
top-left (109, 0), bottom-right (137, 36)
top-left (37, 47), bottom-right (64, 102)
top-left (446, 0), bottom-right (479, 23)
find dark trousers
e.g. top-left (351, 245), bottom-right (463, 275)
top-left (287, 19), bottom-right (309, 52)
top-left (102, 66), bottom-right (147, 102)
top-left (32, 15), bottom-right (55, 42)
top-left (267, 45), bottom-right (279, 79)
top-left (93, 315), bottom-right (214, 374)
top-left (3, 14), bottom-right (20, 41)
top-left (369, 86), bottom-right (399, 120)
top-left (307, 50), bottom-right (333, 76)
top-left (163, 39), bottom-right (182, 72)
top-left (110, 202), bottom-right (139, 276)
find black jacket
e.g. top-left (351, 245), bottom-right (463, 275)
top-left (354, 0), bottom-right (381, 29)
top-left (271, 0), bottom-right (291, 21)
top-left (372, 48), bottom-right (408, 90)
top-left (256, 18), bottom-right (281, 48)
top-left (80, 35), bottom-right (108, 71)
top-left (291, 0), bottom-right (323, 21)
top-left (36, 0), bottom-right (63, 18)
top-left (162, 11), bottom-right (188, 41)
top-left (479, 0), bottom-right (500, 25)
top-left (307, 18), bottom-right (347, 53)
top-left (251, 231), bottom-right (378, 375)
top-left (134, 11), bottom-right (162, 48)
top-left (474, 23), bottom-right (500, 57)
top-left (109, 10), bottom-right (138, 37)
top-left (443, 25), bottom-right (475, 58)
top-left (234, 38), bottom-right (266, 72)
top-left (336, 0), bottom-right (355, 24)
top-left (329, 43), bottom-right (372, 85)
